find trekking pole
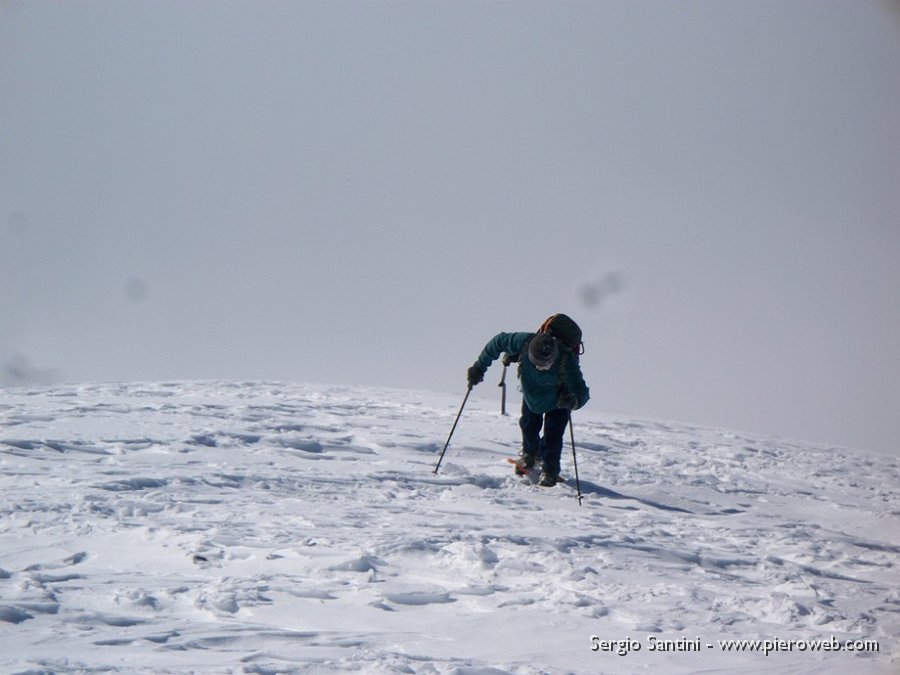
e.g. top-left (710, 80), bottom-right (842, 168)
top-left (569, 415), bottom-right (584, 506)
top-left (498, 352), bottom-right (516, 416)
top-left (433, 385), bottom-right (472, 474)
top-left (498, 363), bottom-right (508, 416)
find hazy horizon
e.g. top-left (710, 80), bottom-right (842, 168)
top-left (2, 0), bottom-right (899, 456)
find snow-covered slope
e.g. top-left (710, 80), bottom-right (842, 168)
top-left (0, 381), bottom-right (897, 674)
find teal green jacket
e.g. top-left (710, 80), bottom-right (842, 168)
top-left (475, 332), bottom-right (590, 414)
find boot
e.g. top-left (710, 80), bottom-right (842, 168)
top-left (538, 470), bottom-right (559, 487)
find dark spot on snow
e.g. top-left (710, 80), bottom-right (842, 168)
top-left (0, 606), bottom-right (34, 624)
top-left (189, 434), bottom-right (218, 447)
top-left (98, 477), bottom-right (169, 492)
top-left (65, 552), bottom-right (87, 566)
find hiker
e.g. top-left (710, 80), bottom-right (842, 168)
top-left (467, 314), bottom-right (590, 487)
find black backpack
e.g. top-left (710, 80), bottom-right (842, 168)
top-left (538, 313), bottom-right (584, 355)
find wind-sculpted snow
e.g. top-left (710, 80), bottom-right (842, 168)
top-left (0, 381), bottom-right (897, 674)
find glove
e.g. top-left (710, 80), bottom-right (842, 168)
top-left (558, 391), bottom-right (577, 410)
top-left (467, 365), bottom-right (485, 387)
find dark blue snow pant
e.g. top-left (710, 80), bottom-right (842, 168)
top-left (519, 400), bottom-right (570, 477)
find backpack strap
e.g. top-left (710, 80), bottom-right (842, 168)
top-left (513, 334), bottom-right (535, 379)
top-left (556, 350), bottom-right (570, 394)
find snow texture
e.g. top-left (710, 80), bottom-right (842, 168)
top-left (0, 381), bottom-right (897, 674)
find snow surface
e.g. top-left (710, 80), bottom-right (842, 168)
top-left (0, 380), bottom-right (897, 674)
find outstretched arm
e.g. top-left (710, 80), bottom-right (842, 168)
top-left (468, 332), bottom-right (532, 387)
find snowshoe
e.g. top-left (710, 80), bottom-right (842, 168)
top-left (508, 451), bottom-right (538, 476)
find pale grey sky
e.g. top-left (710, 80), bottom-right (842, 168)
top-left (2, 0), bottom-right (899, 456)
